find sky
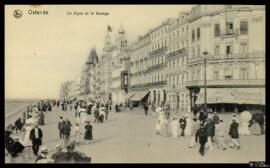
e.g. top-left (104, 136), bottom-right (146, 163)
top-left (5, 5), bottom-right (193, 100)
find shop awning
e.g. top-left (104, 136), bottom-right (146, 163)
top-left (130, 91), bottom-right (150, 101)
top-left (125, 92), bottom-right (136, 100)
top-left (195, 88), bottom-right (265, 105)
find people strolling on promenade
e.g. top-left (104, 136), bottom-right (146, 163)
top-left (195, 124), bottom-right (208, 156)
top-left (63, 119), bottom-right (72, 146)
top-left (51, 143), bottom-right (64, 163)
top-left (84, 120), bottom-right (93, 144)
top-left (29, 124), bottom-right (43, 156)
top-left (229, 118), bottom-right (240, 150)
top-left (74, 123), bottom-right (82, 146)
top-left (58, 116), bottom-right (65, 139)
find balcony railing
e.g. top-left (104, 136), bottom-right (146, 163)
top-left (220, 28), bottom-right (239, 37)
top-left (147, 63), bottom-right (166, 71)
top-left (166, 48), bottom-right (187, 59)
top-left (186, 79), bottom-right (265, 88)
top-left (188, 52), bottom-right (265, 64)
top-left (149, 47), bottom-right (167, 56)
top-left (130, 81), bottom-right (167, 88)
top-left (147, 81), bottom-right (167, 86)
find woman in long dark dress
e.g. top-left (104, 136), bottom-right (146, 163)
top-left (38, 111), bottom-right (45, 125)
top-left (84, 121), bottom-right (93, 144)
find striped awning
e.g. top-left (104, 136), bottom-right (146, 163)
top-left (130, 91), bottom-right (150, 101)
top-left (125, 92), bottom-right (136, 100)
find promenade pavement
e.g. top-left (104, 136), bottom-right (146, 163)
top-left (6, 106), bottom-right (265, 163)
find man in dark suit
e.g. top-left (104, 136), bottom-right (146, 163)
top-left (196, 124), bottom-right (208, 156)
top-left (30, 124), bottom-right (43, 156)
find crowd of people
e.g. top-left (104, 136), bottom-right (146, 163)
top-left (154, 104), bottom-right (265, 156)
top-left (5, 99), bottom-right (94, 163)
top-left (5, 96), bottom-right (266, 162)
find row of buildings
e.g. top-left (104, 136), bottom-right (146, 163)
top-left (60, 5), bottom-right (265, 113)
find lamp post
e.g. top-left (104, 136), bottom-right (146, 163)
top-left (202, 50), bottom-right (208, 114)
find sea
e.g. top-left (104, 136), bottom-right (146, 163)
top-left (5, 99), bottom-right (38, 126)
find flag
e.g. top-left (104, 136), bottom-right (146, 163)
top-left (108, 25), bottom-right (112, 32)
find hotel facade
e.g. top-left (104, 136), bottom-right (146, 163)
top-left (62, 5), bottom-right (265, 113)
top-left (128, 5), bottom-right (265, 113)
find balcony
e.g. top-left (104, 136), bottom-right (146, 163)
top-left (147, 81), bottom-right (167, 87)
top-left (188, 52), bottom-right (265, 64)
top-left (147, 63), bottom-right (166, 72)
top-left (186, 79), bottom-right (265, 88)
top-left (149, 47), bottom-right (167, 57)
top-left (129, 81), bottom-right (167, 88)
top-left (166, 48), bottom-right (187, 59)
top-left (220, 28), bottom-right (239, 38)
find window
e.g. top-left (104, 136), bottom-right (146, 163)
top-left (226, 22), bottom-right (234, 34)
top-left (186, 25), bottom-right (189, 32)
top-left (192, 48), bottom-right (195, 58)
top-left (240, 68), bottom-right (249, 79)
top-left (213, 71), bottom-right (219, 80)
top-left (177, 75), bottom-right (179, 84)
top-left (192, 30), bottom-right (195, 42)
top-left (177, 30), bottom-right (179, 37)
top-left (197, 46), bottom-right (200, 57)
top-left (226, 44), bottom-right (233, 57)
top-left (240, 21), bottom-right (248, 35)
top-left (214, 24), bottom-right (220, 37)
top-left (182, 74), bottom-right (184, 84)
top-left (225, 75), bottom-right (233, 80)
top-left (215, 45), bottom-right (220, 55)
top-left (224, 65), bottom-right (233, 79)
top-left (197, 27), bottom-right (200, 41)
top-left (239, 42), bottom-right (248, 54)
top-left (182, 57), bottom-right (184, 66)
top-left (197, 70), bottom-right (200, 80)
top-left (182, 41), bottom-right (184, 48)
top-left (182, 27), bottom-right (184, 32)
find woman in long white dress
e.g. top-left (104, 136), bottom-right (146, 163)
top-left (170, 117), bottom-right (180, 139)
top-left (239, 111), bottom-right (252, 136)
top-left (157, 107), bottom-right (169, 137)
top-left (21, 122), bottom-right (33, 158)
top-left (80, 108), bottom-right (87, 125)
top-left (184, 114), bottom-right (192, 136)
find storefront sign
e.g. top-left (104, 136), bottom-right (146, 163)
top-left (196, 88), bottom-right (265, 105)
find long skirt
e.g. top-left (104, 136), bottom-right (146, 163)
top-left (84, 130), bottom-right (93, 140)
top-left (239, 121), bottom-right (250, 135)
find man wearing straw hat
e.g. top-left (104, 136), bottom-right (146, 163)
top-left (35, 146), bottom-right (48, 163)
top-left (62, 141), bottom-right (92, 163)
top-left (51, 143), bottom-right (64, 163)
